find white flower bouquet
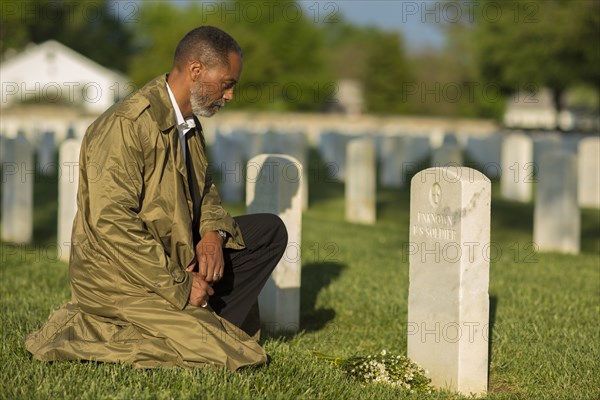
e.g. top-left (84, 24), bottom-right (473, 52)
top-left (313, 350), bottom-right (433, 394)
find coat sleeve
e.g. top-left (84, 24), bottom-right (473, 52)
top-left (84, 115), bottom-right (192, 310)
top-left (199, 172), bottom-right (245, 250)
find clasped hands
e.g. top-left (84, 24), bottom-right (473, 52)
top-left (187, 231), bottom-right (224, 308)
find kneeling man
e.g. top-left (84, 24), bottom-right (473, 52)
top-left (26, 26), bottom-right (287, 370)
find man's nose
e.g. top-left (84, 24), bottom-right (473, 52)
top-left (223, 87), bottom-right (234, 102)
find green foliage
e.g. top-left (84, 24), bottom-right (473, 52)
top-left (7, 0), bottom-right (597, 117)
top-left (361, 30), bottom-right (414, 115)
top-left (128, 0), bottom-right (333, 112)
top-left (0, 0), bottom-right (133, 72)
top-left (473, 0), bottom-right (600, 106)
top-left (127, 1), bottom-right (191, 85)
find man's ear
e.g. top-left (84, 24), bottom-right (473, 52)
top-left (189, 60), bottom-right (205, 81)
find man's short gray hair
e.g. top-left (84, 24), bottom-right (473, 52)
top-left (174, 26), bottom-right (242, 68)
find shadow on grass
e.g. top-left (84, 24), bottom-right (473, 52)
top-left (491, 199), bottom-right (534, 234)
top-left (300, 262), bottom-right (346, 331)
top-left (261, 261), bottom-right (346, 341)
top-left (581, 208), bottom-right (600, 254)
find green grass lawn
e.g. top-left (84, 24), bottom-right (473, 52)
top-left (1, 155), bottom-right (599, 399)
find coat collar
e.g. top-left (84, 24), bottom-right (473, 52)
top-left (141, 74), bottom-right (178, 132)
top-left (139, 74), bottom-right (205, 143)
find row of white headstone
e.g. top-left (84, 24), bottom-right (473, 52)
top-left (203, 128), bottom-right (600, 212)
top-left (1, 134), bottom-right (81, 259)
top-left (500, 132), bottom-right (599, 208)
top-left (2, 130), bottom-right (595, 396)
top-left (318, 131), bottom-right (599, 209)
top-left (2, 131), bottom-right (598, 252)
top-left (0, 133), bottom-right (303, 336)
top-left (212, 129), bottom-right (309, 210)
top-left (0, 133), bottom-right (486, 395)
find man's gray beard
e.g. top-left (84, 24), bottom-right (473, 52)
top-left (190, 91), bottom-right (215, 118)
top-left (190, 83), bottom-right (225, 118)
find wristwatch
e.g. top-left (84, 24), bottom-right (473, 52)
top-left (217, 230), bottom-right (227, 243)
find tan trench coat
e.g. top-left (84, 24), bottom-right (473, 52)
top-left (25, 75), bottom-right (267, 369)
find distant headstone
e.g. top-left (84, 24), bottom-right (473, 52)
top-left (231, 129), bottom-right (263, 161)
top-left (37, 131), bottom-right (56, 176)
top-left (1, 134), bottom-right (34, 243)
top-left (408, 167), bottom-right (491, 396)
top-left (246, 154), bottom-right (303, 332)
top-left (262, 130), bottom-right (309, 210)
top-left (466, 133), bottom-right (502, 179)
top-left (346, 138), bottom-right (376, 224)
top-left (501, 132), bottom-right (533, 202)
top-left (66, 126), bottom-right (77, 140)
top-left (578, 137), bottom-right (600, 208)
top-left (379, 135), bottom-right (430, 188)
top-left (213, 133), bottom-right (244, 203)
top-left (432, 145), bottom-right (463, 167)
top-left (318, 131), bottom-right (354, 181)
top-left (442, 131), bottom-right (459, 146)
top-left (58, 139), bottom-right (82, 261)
top-left (0, 135), bottom-right (6, 165)
top-left (533, 151), bottom-right (579, 254)
top-left (561, 133), bottom-right (583, 155)
top-left (533, 132), bottom-right (561, 169)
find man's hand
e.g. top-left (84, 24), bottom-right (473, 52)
top-left (195, 231), bottom-right (224, 284)
top-left (186, 262), bottom-right (215, 307)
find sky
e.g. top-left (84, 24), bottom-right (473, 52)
top-left (326, 1), bottom-right (446, 51)
top-left (168, 0), bottom-right (447, 52)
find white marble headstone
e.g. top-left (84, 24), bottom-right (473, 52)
top-left (578, 137), bottom-right (600, 208)
top-left (345, 138), bottom-right (376, 224)
top-left (533, 132), bottom-right (561, 169)
top-left (262, 130), bottom-right (309, 210)
top-left (432, 145), bottom-right (463, 167)
top-left (378, 135), bottom-right (407, 188)
top-left (0, 135), bottom-right (6, 165)
top-left (213, 133), bottom-right (245, 203)
top-left (58, 139), bottom-right (82, 261)
top-left (246, 154), bottom-right (303, 332)
top-left (1, 134), bottom-right (34, 243)
top-left (379, 135), bottom-right (431, 188)
top-left (466, 133), bottom-right (502, 179)
top-left (501, 132), bottom-right (533, 202)
top-left (408, 167), bottom-right (491, 396)
top-left (534, 151), bottom-right (579, 254)
top-left (318, 131), bottom-right (354, 181)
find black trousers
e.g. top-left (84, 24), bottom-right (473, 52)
top-left (208, 213), bottom-right (288, 336)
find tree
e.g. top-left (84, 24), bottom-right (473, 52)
top-left (128, 0), bottom-right (333, 112)
top-left (472, 0), bottom-right (600, 126)
top-left (362, 30), bottom-right (414, 114)
top-left (0, 0), bottom-right (133, 72)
